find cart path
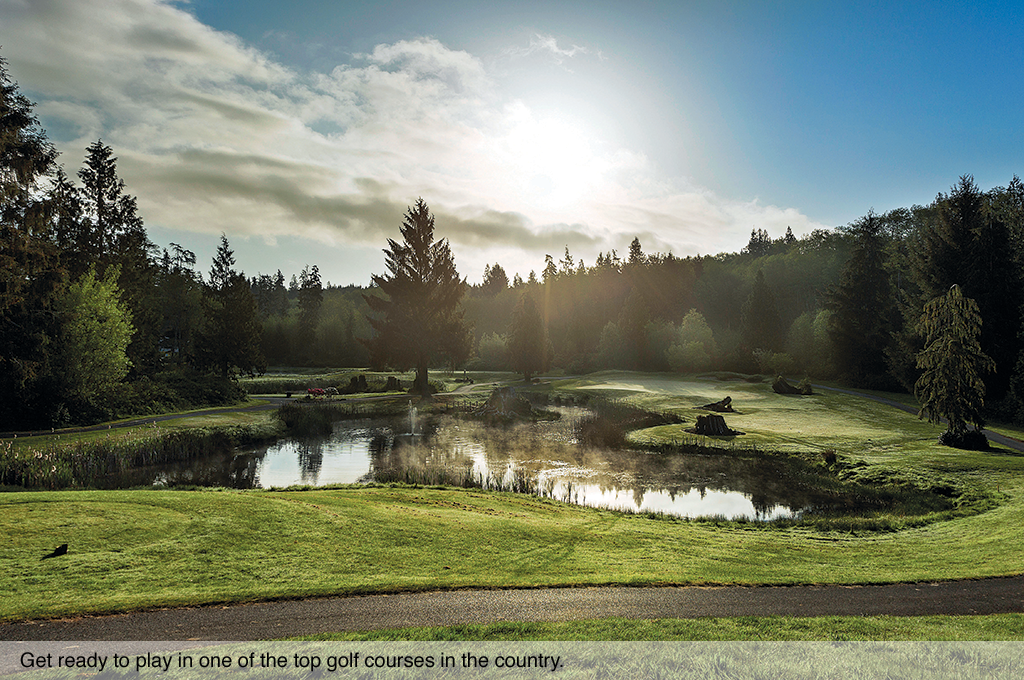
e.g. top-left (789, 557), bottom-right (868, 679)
top-left (3, 578), bottom-right (1024, 641)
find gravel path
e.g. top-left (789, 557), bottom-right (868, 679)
top-left (3, 578), bottom-right (1024, 641)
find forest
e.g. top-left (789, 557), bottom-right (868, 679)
top-left (4, 53), bottom-right (1024, 431)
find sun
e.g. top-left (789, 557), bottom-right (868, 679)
top-left (499, 106), bottom-right (608, 210)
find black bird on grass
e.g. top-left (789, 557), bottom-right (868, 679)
top-left (41, 544), bottom-right (68, 560)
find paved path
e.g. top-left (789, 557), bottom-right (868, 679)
top-left (3, 578), bottom-right (1024, 641)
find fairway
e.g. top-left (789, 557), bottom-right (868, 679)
top-left (561, 372), bottom-right (1016, 459)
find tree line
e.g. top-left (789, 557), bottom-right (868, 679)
top-left (5, 50), bottom-right (1024, 434)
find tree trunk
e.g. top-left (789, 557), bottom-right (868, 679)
top-left (413, 365), bottom-right (430, 396)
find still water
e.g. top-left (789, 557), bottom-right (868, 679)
top-left (147, 408), bottom-right (820, 521)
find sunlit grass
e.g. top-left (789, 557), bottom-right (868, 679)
top-left (4, 476), bottom-right (1024, 622)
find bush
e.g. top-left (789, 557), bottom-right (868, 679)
top-left (938, 429), bottom-right (990, 450)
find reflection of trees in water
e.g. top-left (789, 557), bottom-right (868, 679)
top-left (105, 448), bottom-right (266, 489)
top-left (355, 411), bottom-right (825, 516)
top-left (295, 437), bottom-right (324, 485)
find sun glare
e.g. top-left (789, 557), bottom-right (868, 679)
top-left (499, 107), bottom-right (608, 210)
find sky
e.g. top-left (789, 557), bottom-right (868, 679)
top-left (3, 0), bottom-right (1023, 286)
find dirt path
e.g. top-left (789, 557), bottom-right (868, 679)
top-left (3, 577), bottom-right (1024, 641)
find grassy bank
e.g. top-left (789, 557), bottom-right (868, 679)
top-left (4, 482), bottom-right (1024, 623)
top-left (302, 614), bottom-right (1024, 641)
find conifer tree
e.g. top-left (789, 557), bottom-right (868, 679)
top-left (198, 235), bottom-right (265, 378)
top-left (506, 292), bottom-right (546, 381)
top-left (825, 211), bottom-right (896, 385)
top-left (910, 176), bottom-right (1023, 400)
top-left (0, 54), bottom-right (63, 427)
top-left (914, 284), bottom-right (995, 448)
top-left (364, 199), bottom-right (469, 395)
top-left (741, 269), bottom-right (783, 352)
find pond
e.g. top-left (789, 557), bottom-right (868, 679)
top-left (141, 407), bottom-right (829, 521)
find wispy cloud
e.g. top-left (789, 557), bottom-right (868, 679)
top-left (1, 0), bottom-right (827, 282)
top-left (505, 33), bottom-right (604, 65)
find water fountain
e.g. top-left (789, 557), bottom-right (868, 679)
top-left (408, 402), bottom-right (418, 436)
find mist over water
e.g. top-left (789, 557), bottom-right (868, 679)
top-left (143, 407), bottom-right (817, 520)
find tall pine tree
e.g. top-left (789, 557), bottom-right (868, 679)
top-left (506, 292), bottom-right (546, 382)
top-left (911, 176), bottom-right (1023, 401)
top-left (364, 199), bottom-right (469, 395)
top-left (825, 211), bottom-right (897, 386)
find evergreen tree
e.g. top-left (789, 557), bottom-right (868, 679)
top-left (506, 292), bottom-right (546, 381)
top-left (825, 211), bottom-right (896, 386)
top-left (542, 254), bottom-right (557, 284)
top-left (297, 264), bottom-right (323, 361)
top-left (743, 228), bottom-right (771, 256)
top-left (741, 269), bottom-right (783, 352)
top-left (481, 263), bottom-right (509, 295)
top-left (363, 198), bottom-right (469, 395)
top-left (628, 237), bottom-right (644, 265)
top-left (197, 236), bottom-right (265, 378)
top-left (910, 176), bottom-right (1023, 400)
top-left (0, 55), bottom-right (63, 428)
top-left (76, 140), bottom-right (160, 374)
top-left (157, 243), bottom-right (202, 367)
top-left (914, 284), bottom-right (995, 448)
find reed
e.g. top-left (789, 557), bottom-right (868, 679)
top-left (572, 396), bottom-right (682, 448)
top-left (276, 400), bottom-right (411, 436)
top-left (0, 421), bottom-right (280, 490)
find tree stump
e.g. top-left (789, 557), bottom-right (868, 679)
top-left (699, 396), bottom-right (733, 412)
top-left (687, 413), bottom-right (742, 436)
top-left (772, 375), bottom-right (812, 395)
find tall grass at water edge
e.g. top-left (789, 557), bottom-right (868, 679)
top-left (571, 396), bottom-right (683, 448)
top-left (275, 399), bottom-right (419, 436)
top-left (0, 421), bottom-right (280, 490)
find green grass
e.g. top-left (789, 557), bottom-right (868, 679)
top-left (4, 479), bottom-right (1024, 623)
top-left (558, 371), bottom-right (1024, 460)
top-left (300, 614), bottom-right (1024, 641)
top-left (6, 403), bottom-right (277, 452)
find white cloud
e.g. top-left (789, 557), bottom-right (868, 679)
top-left (1, 0), bottom-right (828, 283)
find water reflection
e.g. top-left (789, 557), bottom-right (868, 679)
top-left (226, 408), bottom-right (814, 520)
top-left (104, 408), bottom-right (824, 520)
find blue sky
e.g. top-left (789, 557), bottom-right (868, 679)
top-left (3, 0), bottom-right (1022, 285)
